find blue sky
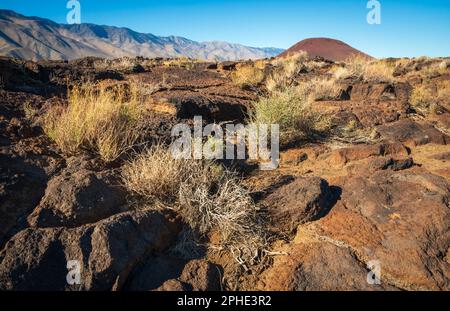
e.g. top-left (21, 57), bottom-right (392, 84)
top-left (1, 0), bottom-right (449, 58)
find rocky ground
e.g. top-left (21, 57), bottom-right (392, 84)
top-left (0, 55), bottom-right (449, 291)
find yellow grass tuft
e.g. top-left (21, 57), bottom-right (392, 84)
top-left (43, 82), bottom-right (144, 162)
top-left (231, 63), bottom-right (265, 88)
top-left (410, 80), bottom-right (450, 114)
top-left (267, 51), bottom-right (309, 92)
top-left (249, 85), bottom-right (330, 147)
top-left (334, 55), bottom-right (395, 83)
top-left (122, 145), bottom-right (267, 280)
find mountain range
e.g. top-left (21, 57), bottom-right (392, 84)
top-left (0, 9), bottom-right (284, 61)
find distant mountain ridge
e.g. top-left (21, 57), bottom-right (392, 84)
top-left (0, 9), bottom-right (284, 61)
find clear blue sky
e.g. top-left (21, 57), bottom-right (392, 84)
top-left (1, 0), bottom-right (449, 58)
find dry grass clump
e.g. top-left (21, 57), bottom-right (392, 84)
top-left (363, 60), bottom-right (395, 83)
top-left (122, 145), bottom-right (267, 281)
top-left (334, 55), bottom-right (394, 83)
top-left (43, 82), bottom-right (144, 162)
top-left (410, 84), bottom-right (434, 113)
top-left (410, 80), bottom-right (450, 114)
top-left (162, 57), bottom-right (202, 70)
top-left (249, 85), bottom-right (330, 147)
top-left (231, 63), bottom-right (265, 88)
top-left (419, 62), bottom-right (449, 79)
top-left (394, 57), bottom-right (449, 78)
top-left (309, 77), bottom-right (340, 101)
top-left (94, 57), bottom-right (141, 72)
top-left (438, 80), bottom-right (450, 102)
top-left (267, 51), bottom-right (309, 92)
top-left (439, 60), bottom-right (450, 70)
top-left (265, 70), bottom-right (289, 93)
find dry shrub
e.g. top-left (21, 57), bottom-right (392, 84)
top-left (265, 70), bottom-right (289, 93)
top-left (411, 80), bottom-right (450, 114)
top-left (94, 57), bottom-right (139, 72)
top-left (122, 145), bottom-right (267, 280)
top-left (438, 80), bottom-right (450, 102)
top-left (364, 61), bottom-right (395, 83)
top-left (395, 57), bottom-right (449, 78)
top-left (267, 51), bottom-right (308, 92)
top-left (254, 59), bottom-right (268, 70)
top-left (309, 77), bottom-right (339, 101)
top-left (420, 62), bottom-right (448, 79)
top-left (335, 55), bottom-right (394, 83)
top-left (162, 57), bottom-right (201, 69)
top-left (439, 60), bottom-right (450, 70)
top-left (249, 85), bottom-right (330, 147)
top-left (231, 64), bottom-right (265, 88)
top-left (43, 82), bottom-right (144, 162)
top-left (410, 84), bottom-right (434, 113)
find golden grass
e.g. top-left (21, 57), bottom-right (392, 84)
top-left (394, 57), bottom-right (449, 78)
top-left (122, 144), bottom-right (267, 279)
top-left (410, 80), bottom-right (450, 114)
top-left (309, 77), bottom-right (340, 101)
top-left (162, 57), bottom-right (202, 69)
top-left (94, 57), bottom-right (138, 72)
top-left (43, 82), bottom-right (144, 162)
top-left (231, 63), bottom-right (265, 88)
top-left (334, 55), bottom-right (395, 83)
top-left (249, 85), bottom-right (330, 147)
top-left (265, 70), bottom-right (288, 93)
top-left (267, 51), bottom-right (309, 92)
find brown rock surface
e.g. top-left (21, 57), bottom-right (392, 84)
top-left (27, 166), bottom-right (126, 228)
top-left (376, 119), bottom-right (449, 146)
top-left (265, 177), bottom-right (338, 233)
top-left (1, 55), bottom-right (450, 292)
top-left (0, 209), bottom-right (180, 291)
top-left (260, 170), bottom-right (450, 291)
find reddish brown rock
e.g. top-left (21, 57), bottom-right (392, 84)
top-left (28, 167), bottom-right (126, 228)
top-left (0, 209), bottom-right (180, 291)
top-left (179, 259), bottom-right (221, 291)
top-left (264, 177), bottom-right (338, 233)
top-left (351, 82), bottom-right (411, 102)
top-left (261, 170), bottom-right (450, 291)
top-left (376, 119), bottom-right (449, 146)
top-left (155, 279), bottom-right (190, 291)
top-left (325, 142), bottom-right (409, 167)
top-left (260, 241), bottom-right (395, 291)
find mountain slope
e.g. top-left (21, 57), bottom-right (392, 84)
top-left (279, 38), bottom-right (372, 61)
top-left (0, 10), bottom-right (284, 61)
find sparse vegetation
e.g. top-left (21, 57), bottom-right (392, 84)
top-left (334, 55), bottom-right (395, 83)
top-left (162, 57), bottom-right (202, 70)
top-left (94, 56), bottom-right (139, 72)
top-left (249, 85), bottom-right (330, 147)
top-left (122, 144), bottom-right (267, 286)
top-left (410, 80), bottom-right (450, 114)
top-left (42, 82), bottom-right (144, 162)
top-left (394, 57), bottom-right (449, 78)
top-left (309, 77), bottom-right (340, 101)
top-left (231, 63), bottom-right (265, 88)
top-left (267, 51), bottom-right (308, 92)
